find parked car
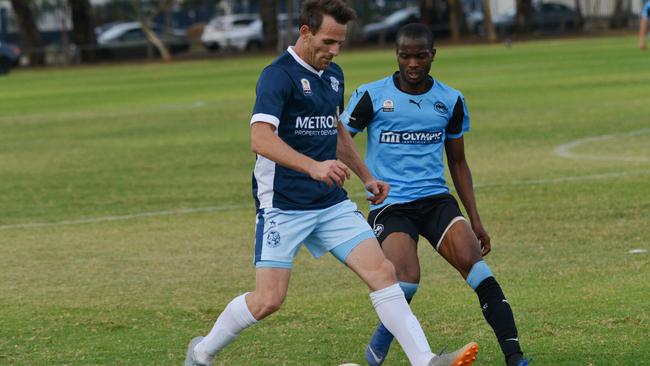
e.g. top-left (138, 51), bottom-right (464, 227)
top-left (362, 7), bottom-right (421, 43)
top-left (475, 2), bottom-right (581, 36)
top-left (96, 21), bottom-right (189, 59)
top-left (0, 41), bottom-right (21, 75)
top-left (201, 13), bottom-right (300, 52)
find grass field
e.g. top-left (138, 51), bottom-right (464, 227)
top-left (1, 35), bottom-right (649, 365)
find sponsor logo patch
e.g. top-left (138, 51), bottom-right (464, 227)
top-left (301, 78), bottom-right (312, 95)
top-left (434, 101), bottom-right (448, 114)
top-left (382, 100), bottom-right (394, 112)
top-left (379, 130), bottom-right (443, 144)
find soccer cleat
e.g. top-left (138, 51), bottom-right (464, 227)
top-left (184, 336), bottom-right (211, 366)
top-left (428, 342), bottom-right (479, 366)
top-left (364, 322), bottom-right (394, 365)
top-left (511, 358), bottom-right (530, 366)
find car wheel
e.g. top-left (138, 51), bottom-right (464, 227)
top-left (246, 40), bottom-right (261, 52)
top-left (0, 57), bottom-right (11, 75)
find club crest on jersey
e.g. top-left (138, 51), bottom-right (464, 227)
top-left (382, 100), bottom-right (394, 112)
top-left (301, 78), bottom-right (312, 95)
top-left (330, 76), bottom-right (339, 92)
top-left (266, 230), bottom-right (281, 248)
top-left (434, 101), bottom-right (448, 115)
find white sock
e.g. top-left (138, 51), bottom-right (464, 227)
top-left (370, 283), bottom-right (435, 366)
top-left (194, 293), bottom-right (258, 364)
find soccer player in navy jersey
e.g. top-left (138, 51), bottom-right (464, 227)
top-left (184, 2), bottom-right (478, 366)
top-left (341, 23), bottom-right (530, 366)
top-left (640, 0), bottom-right (650, 50)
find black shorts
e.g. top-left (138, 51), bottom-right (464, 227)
top-left (367, 193), bottom-right (465, 251)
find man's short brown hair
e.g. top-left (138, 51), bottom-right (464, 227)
top-left (299, 0), bottom-right (357, 34)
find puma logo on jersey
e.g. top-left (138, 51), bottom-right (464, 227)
top-left (409, 99), bottom-right (423, 109)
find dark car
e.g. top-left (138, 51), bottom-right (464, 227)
top-left (476, 2), bottom-right (581, 36)
top-left (362, 7), bottom-right (422, 43)
top-left (96, 21), bottom-right (189, 59)
top-left (0, 41), bottom-right (21, 75)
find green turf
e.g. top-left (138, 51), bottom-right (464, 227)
top-left (1, 35), bottom-right (649, 365)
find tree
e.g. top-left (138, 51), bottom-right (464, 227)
top-left (515, 0), bottom-right (533, 33)
top-left (448, 0), bottom-right (469, 41)
top-left (129, 0), bottom-right (172, 61)
top-left (9, 0), bottom-right (45, 65)
top-left (68, 0), bottom-right (98, 62)
top-left (260, 0), bottom-right (279, 51)
top-left (481, 0), bottom-right (497, 43)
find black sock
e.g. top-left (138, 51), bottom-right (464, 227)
top-left (475, 276), bottom-right (523, 364)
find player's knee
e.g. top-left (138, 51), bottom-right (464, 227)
top-left (395, 266), bottom-right (420, 283)
top-left (377, 258), bottom-right (397, 283)
top-left (254, 293), bottom-right (286, 318)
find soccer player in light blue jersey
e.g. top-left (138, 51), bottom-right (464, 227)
top-left (184, 3), bottom-right (478, 366)
top-left (640, 0), bottom-right (650, 49)
top-left (341, 23), bottom-right (529, 366)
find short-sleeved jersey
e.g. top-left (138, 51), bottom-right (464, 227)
top-left (341, 73), bottom-right (470, 210)
top-left (251, 47), bottom-right (347, 211)
top-left (643, 0), bottom-right (650, 19)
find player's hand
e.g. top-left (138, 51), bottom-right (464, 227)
top-left (473, 221), bottom-right (491, 256)
top-left (365, 179), bottom-right (390, 205)
top-left (309, 160), bottom-right (350, 187)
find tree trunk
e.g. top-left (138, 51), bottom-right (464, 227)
top-left (260, 0), bottom-right (278, 50)
top-left (448, 0), bottom-right (460, 41)
top-left (573, 0), bottom-right (583, 31)
top-left (130, 0), bottom-right (171, 61)
top-left (481, 0), bottom-right (497, 42)
top-left (609, 0), bottom-right (628, 28)
top-left (515, 0), bottom-right (533, 33)
top-left (9, 0), bottom-right (45, 65)
top-left (68, 0), bottom-right (98, 62)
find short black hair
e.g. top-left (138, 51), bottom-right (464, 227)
top-left (299, 0), bottom-right (357, 34)
top-left (396, 23), bottom-right (434, 49)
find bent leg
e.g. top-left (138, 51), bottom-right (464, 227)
top-left (346, 238), bottom-right (434, 366)
top-left (193, 268), bottom-right (290, 364)
top-left (438, 220), bottom-right (523, 365)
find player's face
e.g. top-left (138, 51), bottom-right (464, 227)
top-left (396, 36), bottom-right (435, 87)
top-left (300, 15), bottom-right (347, 70)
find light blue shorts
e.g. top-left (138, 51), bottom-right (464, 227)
top-left (253, 199), bottom-right (376, 269)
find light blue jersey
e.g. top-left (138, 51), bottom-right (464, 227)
top-left (643, 0), bottom-right (650, 20)
top-left (341, 73), bottom-right (470, 210)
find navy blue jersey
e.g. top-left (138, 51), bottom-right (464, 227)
top-left (341, 73), bottom-right (470, 210)
top-left (251, 47), bottom-right (348, 210)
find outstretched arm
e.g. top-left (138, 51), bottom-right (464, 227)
top-left (445, 137), bottom-right (491, 255)
top-left (251, 122), bottom-right (350, 187)
top-left (336, 123), bottom-right (389, 204)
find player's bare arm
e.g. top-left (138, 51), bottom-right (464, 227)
top-left (445, 137), bottom-right (491, 255)
top-left (251, 122), bottom-right (349, 187)
top-left (336, 123), bottom-right (390, 204)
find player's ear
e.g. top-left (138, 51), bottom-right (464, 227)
top-left (299, 24), bottom-right (312, 39)
top-left (431, 48), bottom-right (437, 61)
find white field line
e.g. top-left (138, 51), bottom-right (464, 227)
top-left (2, 169), bottom-right (650, 231)
top-left (554, 128), bottom-right (650, 162)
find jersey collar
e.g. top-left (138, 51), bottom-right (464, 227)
top-left (392, 71), bottom-right (434, 95)
top-left (287, 46), bottom-right (324, 77)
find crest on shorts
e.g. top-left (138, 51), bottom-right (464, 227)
top-left (301, 78), bottom-right (312, 95)
top-left (373, 224), bottom-right (384, 237)
top-left (266, 230), bottom-right (281, 248)
top-left (382, 100), bottom-right (394, 112)
top-left (330, 76), bottom-right (339, 92)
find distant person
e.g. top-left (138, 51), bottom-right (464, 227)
top-left (640, 0), bottom-right (650, 49)
top-left (183, 2), bottom-right (479, 366)
top-left (341, 23), bottom-right (530, 366)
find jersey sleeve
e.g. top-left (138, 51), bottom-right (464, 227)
top-left (250, 66), bottom-right (291, 128)
top-left (644, 1), bottom-right (650, 19)
top-left (340, 87), bottom-right (375, 133)
top-left (446, 94), bottom-right (470, 139)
